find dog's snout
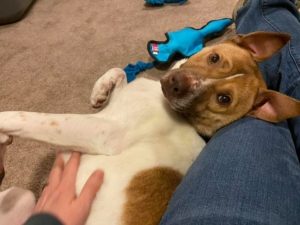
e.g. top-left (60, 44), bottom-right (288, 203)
top-left (161, 71), bottom-right (192, 98)
top-left (169, 73), bottom-right (185, 96)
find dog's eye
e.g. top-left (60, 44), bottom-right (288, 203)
top-left (217, 94), bottom-right (231, 105)
top-left (208, 53), bottom-right (220, 64)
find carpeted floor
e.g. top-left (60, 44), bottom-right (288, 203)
top-left (0, 0), bottom-right (237, 195)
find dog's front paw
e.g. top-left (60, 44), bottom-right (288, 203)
top-left (0, 133), bottom-right (13, 145)
top-left (90, 68), bottom-right (126, 109)
top-left (90, 81), bottom-right (114, 108)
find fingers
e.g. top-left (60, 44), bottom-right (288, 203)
top-left (35, 153), bottom-right (65, 210)
top-left (59, 152), bottom-right (81, 194)
top-left (78, 170), bottom-right (104, 208)
top-left (47, 153), bottom-right (65, 191)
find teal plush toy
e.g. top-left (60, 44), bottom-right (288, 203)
top-left (124, 18), bottom-right (233, 82)
top-left (148, 18), bottom-right (232, 63)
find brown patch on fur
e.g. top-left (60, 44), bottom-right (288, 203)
top-left (50, 121), bottom-right (59, 126)
top-left (122, 167), bottom-right (182, 225)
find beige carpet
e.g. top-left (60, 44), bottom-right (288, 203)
top-left (0, 0), bottom-right (237, 196)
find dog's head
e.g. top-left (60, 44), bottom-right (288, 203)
top-left (161, 31), bottom-right (300, 136)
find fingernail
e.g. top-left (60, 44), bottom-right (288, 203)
top-left (95, 170), bottom-right (104, 179)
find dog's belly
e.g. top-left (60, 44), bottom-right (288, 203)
top-left (73, 136), bottom-right (204, 225)
top-left (69, 78), bottom-right (205, 225)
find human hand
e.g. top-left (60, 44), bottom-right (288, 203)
top-left (34, 152), bottom-right (104, 225)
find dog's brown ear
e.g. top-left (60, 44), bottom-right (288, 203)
top-left (232, 32), bottom-right (290, 62)
top-left (248, 89), bottom-right (300, 122)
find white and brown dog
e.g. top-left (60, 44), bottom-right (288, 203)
top-left (1, 31), bottom-right (300, 225)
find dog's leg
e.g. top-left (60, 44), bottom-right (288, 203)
top-left (0, 112), bottom-right (125, 155)
top-left (90, 68), bottom-right (127, 109)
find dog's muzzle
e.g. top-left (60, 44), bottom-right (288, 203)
top-left (160, 69), bottom-right (200, 100)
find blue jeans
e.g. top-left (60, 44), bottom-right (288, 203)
top-left (159, 1), bottom-right (300, 224)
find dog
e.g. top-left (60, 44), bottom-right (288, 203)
top-left (0, 31), bottom-right (300, 225)
top-left (0, 66), bottom-right (206, 225)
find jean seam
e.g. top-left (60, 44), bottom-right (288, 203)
top-left (261, 0), bottom-right (279, 31)
top-left (288, 41), bottom-right (300, 74)
top-left (287, 78), bottom-right (300, 97)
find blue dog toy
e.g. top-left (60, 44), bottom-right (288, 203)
top-left (124, 18), bottom-right (232, 82)
top-left (145, 0), bottom-right (187, 6)
top-left (148, 18), bottom-right (232, 63)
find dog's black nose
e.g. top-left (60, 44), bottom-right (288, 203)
top-left (161, 71), bottom-right (191, 98)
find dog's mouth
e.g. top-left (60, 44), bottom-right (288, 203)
top-left (167, 100), bottom-right (190, 113)
top-left (162, 91), bottom-right (196, 114)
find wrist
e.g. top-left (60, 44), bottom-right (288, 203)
top-left (24, 213), bottom-right (64, 225)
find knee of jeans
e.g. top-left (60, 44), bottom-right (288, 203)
top-left (206, 117), bottom-right (295, 158)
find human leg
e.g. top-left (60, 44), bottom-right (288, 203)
top-left (159, 118), bottom-right (300, 225)
top-left (236, 0), bottom-right (300, 156)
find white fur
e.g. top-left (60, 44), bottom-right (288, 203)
top-left (0, 67), bottom-right (205, 225)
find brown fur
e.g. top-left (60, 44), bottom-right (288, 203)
top-left (161, 32), bottom-right (300, 136)
top-left (122, 167), bottom-right (182, 225)
top-left (50, 121), bottom-right (59, 126)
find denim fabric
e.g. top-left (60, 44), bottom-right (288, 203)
top-left (160, 1), bottom-right (300, 224)
top-left (236, 0), bottom-right (300, 156)
top-left (160, 118), bottom-right (300, 225)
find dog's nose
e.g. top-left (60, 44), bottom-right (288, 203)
top-left (161, 71), bottom-right (191, 98)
